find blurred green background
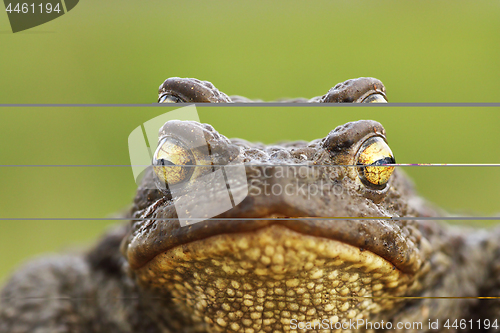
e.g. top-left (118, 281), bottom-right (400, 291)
top-left (1, 1), bottom-right (499, 283)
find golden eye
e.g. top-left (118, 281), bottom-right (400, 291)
top-left (356, 136), bottom-right (395, 189)
top-left (153, 137), bottom-right (195, 186)
top-left (158, 94), bottom-right (184, 103)
top-left (361, 94), bottom-right (387, 103)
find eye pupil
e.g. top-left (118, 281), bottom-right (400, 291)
top-left (156, 158), bottom-right (175, 166)
top-left (370, 156), bottom-right (395, 166)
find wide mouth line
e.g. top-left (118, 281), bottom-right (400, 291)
top-left (128, 218), bottom-right (417, 274)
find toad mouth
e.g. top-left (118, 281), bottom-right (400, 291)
top-left (131, 224), bottom-right (415, 328)
top-left (124, 211), bottom-right (422, 276)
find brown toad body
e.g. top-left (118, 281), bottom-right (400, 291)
top-left (1, 77), bottom-right (500, 333)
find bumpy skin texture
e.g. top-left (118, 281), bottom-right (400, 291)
top-left (1, 78), bottom-right (499, 333)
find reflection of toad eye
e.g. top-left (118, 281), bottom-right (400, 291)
top-left (158, 94), bottom-right (185, 103)
top-left (356, 136), bottom-right (395, 189)
top-left (361, 94), bottom-right (387, 103)
top-left (153, 137), bottom-right (195, 186)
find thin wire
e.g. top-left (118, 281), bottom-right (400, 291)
top-left (1, 103), bottom-right (500, 107)
top-left (1, 296), bottom-right (500, 300)
top-left (1, 164), bottom-right (499, 167)
top-left (0, 217), bottom-right (498, 221)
